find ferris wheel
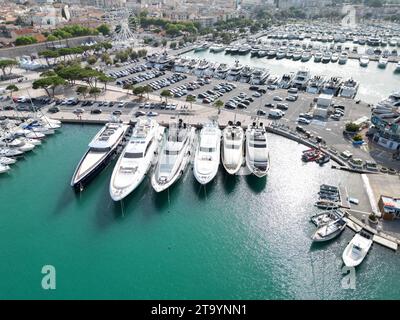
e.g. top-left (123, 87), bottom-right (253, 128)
top-left (107, 9), bottom-right (140, 45)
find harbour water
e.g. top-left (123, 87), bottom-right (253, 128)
top-left (183, 49), bottom-right (400, 105)
top-left (1, 124), bottom-right (400, 299)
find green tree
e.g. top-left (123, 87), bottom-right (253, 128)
top-left (46, 35), bottom-right (58, 41)
top-left (160, 89), bottom-right (171, 103)
top-left (98, 75), bottom-right (113, 91)
top-left (5, 84), bottom-right (18, 99)
top-left (162, 39), bottom-right (168, 47)
top-left (87, 55), bottom-right (98, 65)
top-left (39, 50), bottom-right (59, 67)
top-left (142, 85), bottom-right (153, 100)
top-left (170, 42), bottom-right (177, 49)
top-left (32, 76), bottom-right (66, 97)
top-left (15, 36), bottom-right (37, 46)
top-left (76, 85), bottom-right (88, 98)
top-left (345, 122), bottom-right (360, 133)
top-left (97, 24), bottom-right (110, 36)
top-left (186, 95), bottom-right (196, 109)
top-left (132, 86), bottom-right (145, 98)
top-left (214, 99), bottom-right (223, 113)
top-left (89, 87), bottom-right (101, 101)
top-left (0, 59), bottom-right (18, 77)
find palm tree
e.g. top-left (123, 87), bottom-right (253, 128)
top-left (142, 85), bottom-right (153, 100)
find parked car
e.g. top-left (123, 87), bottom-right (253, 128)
top-left (90, 109), bottom-right (102, 114)
top-left (297, 117), bottom-right (311, 124)
top-left (273, 96), bottom-right (283, 101)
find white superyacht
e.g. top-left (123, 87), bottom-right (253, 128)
top-left (193, 122), bottom-right (221, 185)
top-left (221, 121), bottom-right (244, 175)
top-left (245, 122), bottom-right (270, 177)
top-left (109, 117), bottom-right (165, 201)
top-left (151, 120), bottom-right (195, 192)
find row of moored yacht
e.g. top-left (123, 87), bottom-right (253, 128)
top-left (71, 118), bottom-right (270, 201)
top-left (0, 116), bottom-right (61, 174)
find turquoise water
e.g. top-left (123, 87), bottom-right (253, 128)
top-left (183, 50), bottom-right (400, 105)
top-left (1, 124), bottom-right (400, 299)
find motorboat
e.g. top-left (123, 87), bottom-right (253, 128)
top-left (209, 44), bottom-right (225, 53)
top-left (312, 218), bottom-right (347, 242)
top-left (276, 49), bottom-right (286, 59)
top-left (267, 49), bottom-right (277, 58)
top-left (245, 121), bottom-right (270, 177)
top-left (204, 62), bottom-right (219, 77)
top-left (359, 55), bottom-right (369, 67)
top-left (310, 209), bottom-right (345, 226)
top-left (331, 52), bottom-right (339, 63)
top-left (314, 200), bottom-right (339, 210)
top-left (378, 55), bottom-right (388, 69)
top-left (396, 62), bottom-right (400, 73)
top-left (339, 78), bottom-right (359, 99)
top-left (278, 73), bottom-right (295, 89)
top-left (0, 148), bottom-right (24, 158)
top-left (0, 156), bottom-right (16, 165)
top-left (314, 51), bottom-right (323, 62)
top-left (342, 231), bottom-right (373, 267)
top-left (321, 51), bottom-right (332, 63)
top-left (71, 122), bottom-right (130, 191)
top-left (193, 122), bottom-right (221, 185)
top-left (0, 138), bottom-right (35, 152)
top-left (321, 76), bottom-right (343, 96)
top-left (301, 50), bottom-right (312, 62)
top-left (0, 164), bottom-right (10, 174)
top-left (193, 43), bottom-right (210, 52)
top-left (109, 117), bottom-right (165, 201)
top-left (250, 68), bottom-right (269, 85)
top-left (306, 75), bottom-right (325, 94)
top-left (291, 67), bottom-right (311, 90)
top-left (194, 60), bottom-right (209, 77)
top-left (221, 121), bottom-right (244, 175)
top-left (239, 66), bottom-right (253, 83)
top-left (238, 45), bottom-right (251, 55)
top-left (215, 63), bottom-right (230, 79)
top-left (226, 61), bottom-right (243, 81)
top-left (338, 52), bottom-right (348, 64)
top-left (151, 120), bottom-right (195, 192)
top-left (292, 50), bottom-right (303, 60)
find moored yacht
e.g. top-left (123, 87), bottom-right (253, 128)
top-left (339, 78), bottom-right (359, 99)
top-left (306, 75), bottom-right (326, 94)
top-left (245, 122), bottom-right (270, 177)
top-left (221, 121), bottom-right (244, 175)
top-left (378, 55), bottom-right (388, 68)
top-left (250, 68), bottom-right (269, 85)
top-left (338, 52), bottom-right (348, 64)
top-left (71, 122), bottom-right (129, 191)
top-left (209, 44), bottom-right (225, 53)
top-left (194, 43), bottom-right (210, 52)
top-left (151, 120), bottom-right (195, 192)
top-left (226, 61), bottom-right (243, 81)
top-left (194, 60), bottom-right (209, 77)
top-left (109, 117), bottom-right (165, 201)
top-left (322, 51), bottom-right (332, 63)
top-left (291, 67), bottom-right (311, 90)
top-left (278, 72), bottom-right (295, 89)
top-left (342, 231), bottom-right (373, 267)
top-left (331, 52), bottom-right (339, 63)
top-left (239, 66), bottom-right (253, 83)
top-left (193, 122), bottom-right (221, 185)
top-left (215, 63), bottom-right (230, 79)
top-left (314, 51), bottom-right (323, 62)
top-left (359, 55), bottom-right (369, 67)
top-left (322, 76), bottom-right (343, 96)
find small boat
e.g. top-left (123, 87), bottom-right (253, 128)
top-left (0, 164), bottom-right (10, 174)
top-left (338, 52), bottom-right (348, 64)
top-left (193, 122), bottom-right (221, 185)
top-left (310, 209), bottom-right (345, 226)
top-left (331, 52), bottom-right (339, 63)
top-left (342, 231), bottom-right (373, 267)
top-left (0, 156), bottom-right (17, 165)
top-left (0, 148), bottom-right (24, 158)
top-left (302, 149), bottom-right (321, 162)
top-left (314, 200), bottom-right (339, 209)
top-left (314, 51), bottom-right (323, 62)
top-left (194, 43), bottom-right (210, 52)
top-left (209, 44), bottom-right (225, 53)
top-left (316, 153), bottom-right (330, 165)
top-left (312, 218), bottom-right (347, 242)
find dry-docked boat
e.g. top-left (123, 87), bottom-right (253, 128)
top-left (339, 78), bottom-right (359, 99)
